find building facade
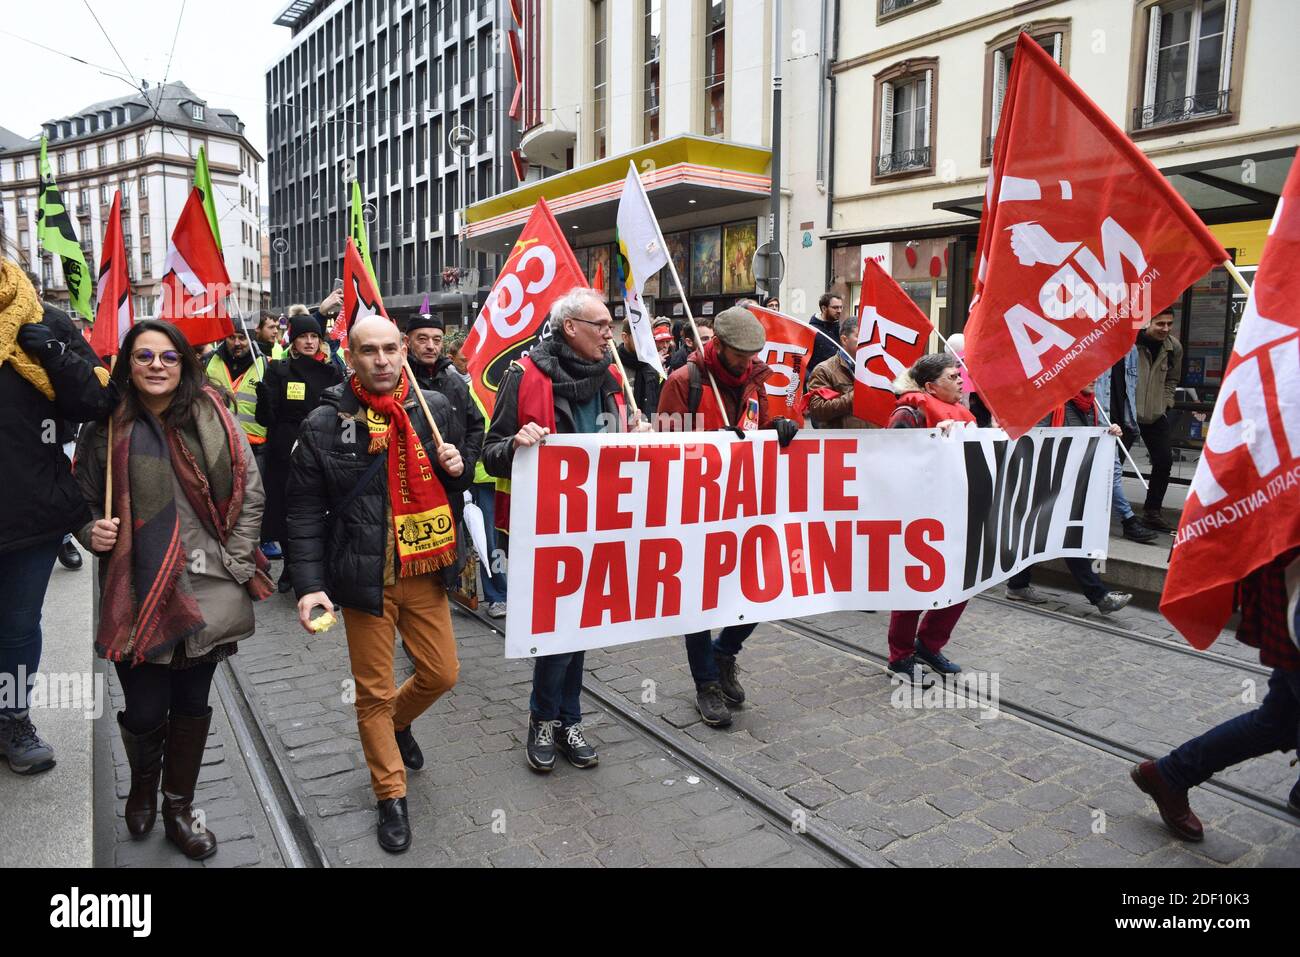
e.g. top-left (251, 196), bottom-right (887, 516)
top-left (824, 0), bottom-right (1297, 454)
top-left (0, 82), bottom-right (264, 318)
top-left (266, 0), bottom-right (523, 324)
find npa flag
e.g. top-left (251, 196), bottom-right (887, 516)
top-left (88, 190), bottom-right (133, 359)
top-left (615, 163), bottom-right (670, 378)
top-left (854, 258), bottom-right (935, 427)
top-left (340, 236), bottom-right (388, 348)
top-left (745, 304), bottom-right (818, 425)
top-left (964, 33), bottom-right (1226, 438)
top-left (1161, 157), bottom-right (1300, 651)
top-left (463, 197), bottom-right (587, 418)
top-left (349, 179), bottom-right (378, 287)
top-left (193, 146), bottom-right (223, 249)
top-left (158, 187), bottom-right (235, 347)
top-left (36, 136), bottom-right (93, 322)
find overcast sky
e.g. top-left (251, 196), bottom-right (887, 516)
top-left (2, 0), bottom-right (292, 201)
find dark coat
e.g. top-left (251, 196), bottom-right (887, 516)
top-left (0, 304), bottom-right (117, 554)
top-left (617, 345), bottom-right (663, 416)
top-left (808, 314), bottom-right (841, 373)
top-left (254, 352), bottom-right (343, 544)
top-left (285, 379), bottom-right (474, 617)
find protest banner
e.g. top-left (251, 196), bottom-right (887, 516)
top-left (503, 427), bottom-right (1114, 657)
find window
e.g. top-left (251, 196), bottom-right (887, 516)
top-left (984, 26), bottom-right (1065, 162)
top-left (139, 175), bottom-right (147, 198)
top-left (141, 215), bottom-right (149, 237)
top-left (78, 149), bottom-right (88, 169)
top-left (874, 62), bottom-right (935, 179)
top-left (192, 103), bottom-right (205, 121)
top-left (643, 0), bottom-right (662, 143)
top-left (120, 179), bottom-right (130, 201)
top-left (117, 139), bottom-right (126, 162)
top-left (592, 0), bottom-right (608, 160)
top-left (100, 184), bottom-right (109, 204)
top-left (79, 189), bottom-right (88, 210)
top-left (137, 133), bottom-right (145, 155)
top-left (18, 197), bottom-right (27, 215)
top-left (142, 252), bottom-right (151, 277)
top-left (15, 160), bottom-right (23, 179)
top-left (878, 0), bottom-right (935, 20)
top-left (42, 259), bottom-right (53, 287)
top-left (704, 0), bottom-right (725, 136)
top-left (98, 144), bottom-right (107, 166)
top-left (1135, 0), bottom-right (1239, 130)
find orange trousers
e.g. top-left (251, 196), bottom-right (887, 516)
top-left (340, 574), bottom-right (459, 800)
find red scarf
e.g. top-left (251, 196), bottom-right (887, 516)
top-left (350, 373), bottom-right (456, 577)
top-left (1049, 390), bottom-right (1096, 427)
top-left (703, 337), bottom-right (751, 389)
top-left (897, 391), bottom-right (976, 427)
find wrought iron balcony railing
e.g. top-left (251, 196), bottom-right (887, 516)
top-left (1134, 89), bottom-right (1230, 129)
top-left (876, 146), bottom-right (931, 176)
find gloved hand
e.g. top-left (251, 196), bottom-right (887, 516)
top-left (17, 321), bottom-right (67, 360)
top-left (773, 417), bottom-right (799, 448)
top-left (717, 426), bottom-right (747, 441)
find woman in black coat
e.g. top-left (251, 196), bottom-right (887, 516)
top-left (255, 313), bottom-right (343, 590)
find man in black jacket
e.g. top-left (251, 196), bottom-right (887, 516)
top-left (286, 314), bottom-right (472, 854)
top-left (807, 291), bottom-right (845, 375)
top-left (0, 267), bottom-right (116, 776)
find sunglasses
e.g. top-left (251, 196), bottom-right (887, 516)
top-left (131, 348), bottom-right (182, 368)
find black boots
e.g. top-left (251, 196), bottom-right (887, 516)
top-left (377, 797), bottom-right (412, 853)
top-left (161, 709), bottom-right (218, 861)
top-left (117, 713), bottom-right (167, 837)
top-left (395, 725), bottom-right (424, 770)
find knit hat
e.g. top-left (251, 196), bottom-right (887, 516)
top-left (289, 313), bottom-right (321, 342)
top-left (407, 313), bottom-right (445, 333)
top-left (712, 306), bottom-right (766, 353)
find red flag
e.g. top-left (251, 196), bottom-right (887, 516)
top-left (745, 304), bottom-right (818, 425)
top-left (964, 33), bottom-right (1226, 438)
top-left (853, 258), bottom-right (935, 427)
top-left (88, 190), bottom-right (133, 360)
top-left (339, 236), bottom-right (389, 351)
top-left (1160, 157), bottom-right (1300, 651)
top-left (463, 198), bottom-right (587, 419)
top-left (591, 260), bottom-right (605, 296)
top-left (157, 187), bottom-right (235, 347)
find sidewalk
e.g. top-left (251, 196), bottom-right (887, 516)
top-left (0, 549), bottom-right (94, 868)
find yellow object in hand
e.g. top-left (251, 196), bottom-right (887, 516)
top-left (309, 611), bottom-right (337, 633)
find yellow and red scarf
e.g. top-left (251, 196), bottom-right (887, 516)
top-left (351, 373), bottom-right (457, 576)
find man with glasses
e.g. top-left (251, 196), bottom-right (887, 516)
top-left (205, 327), bottom-right (273, 555)
top-left (484, 288), bottom-right (649, 772)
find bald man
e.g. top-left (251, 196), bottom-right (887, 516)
top-left (286, 314), bottom-right (474, 854)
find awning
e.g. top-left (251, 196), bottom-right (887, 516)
top-left (932, 147), bottom-right (1294, 225)
top-left (464, 134), bottom-right (771, 254)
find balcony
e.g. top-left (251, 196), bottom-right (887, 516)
top-left (880, 0), bottom-right (927, 15)
top-left (876, 146), bottom-right (932, 177)
top-left (119, 196), bottom-right (131, 212)
top-left (1133, 89), bottom-right (1231, 131)
top-left (77, 205), bottom-right (91, 219)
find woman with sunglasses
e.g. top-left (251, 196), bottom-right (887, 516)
top-left (74, 320), bottom-right (273, 860)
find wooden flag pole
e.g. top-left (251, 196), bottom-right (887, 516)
top-left (661, 253), bottom-right (732, 429)
top-left (606, 339), bottom-right (643, 423)
top-left (103, 354), bottom-right (115, 518)
top-left (403, 358), bottom-right (446, 448)
top-left (1223, 259), bottom-right (1252, 296)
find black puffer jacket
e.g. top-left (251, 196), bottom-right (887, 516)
top-left (285, 379), bottom-right (475, 617)
top-left (412, 355), bottom-right (485, 472)
top-left (0, 304), bottom-right (117, 553)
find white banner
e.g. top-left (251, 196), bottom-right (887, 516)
top-left (504, 428), bottom-right (1115, 658)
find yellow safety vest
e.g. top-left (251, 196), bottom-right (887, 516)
top-left (206, 353), bottom-right (267, 444)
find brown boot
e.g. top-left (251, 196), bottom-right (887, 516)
top-left (161, 709), bottom-right (218, 860)
top-left (1131, 760), bottom-right (1204, 842)
top-left (117, 713), bottom-right (166, 837)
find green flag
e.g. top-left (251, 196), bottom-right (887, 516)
top-left (349, 179), bottom-right (377, 286)
top-left (193, 145), bottom-right (223, 248)
top-left (36, 136), bottom-right (93, 322)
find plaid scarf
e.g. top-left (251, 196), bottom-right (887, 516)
top-left (350, 372), bottom-right (456, 577)
top-left (97, 386), bottom-right (273, 665)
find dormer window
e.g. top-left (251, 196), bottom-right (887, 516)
top-left (192, 104), bottom-right (205, 121)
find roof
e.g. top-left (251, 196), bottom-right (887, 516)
top-left (0, 125), bottom-right (31, 153)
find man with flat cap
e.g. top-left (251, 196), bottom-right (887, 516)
top-left (657, 306), bottom-right (800, 729)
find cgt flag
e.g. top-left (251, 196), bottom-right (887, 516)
top-left (341, 236), bottom-right (388, 349)
top-left (744, 304), bottom-right (818, 425)
top-left (36, 136), bottom-right (93, 322)
top-left (964, 33), bottom-right (1225, 438)
top-left (615, 163), bottom-right (670, 378)
top-left (854, 258), bottom-right (935, 427)
top-left (1161, 156), bottom-right (1300, 651)
top-left (87, 190), bottom-right (133, 359)
top-left (158, 187), bottom-right (235, 347)
top-left (463, 197), bottom-right (587, 419)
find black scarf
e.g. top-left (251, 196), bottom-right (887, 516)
top-left (530, 335), bottom-right (610, 403)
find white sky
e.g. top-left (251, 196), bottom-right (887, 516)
top-left (2, 0), bottom-right (291, 201)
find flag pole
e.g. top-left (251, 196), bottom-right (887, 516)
top-left (1094, 402), bottom-right (1151, 492)
top-left (1222, 259), bottom-right (1252, 296)
top-left (629, 163), bottom-right (731, 428)
top-left (402, 358), bottom-right (446, 448)
top-left (104, 355), bottom-right (115, 519)
top-left (606, 340), bottom-right (643, 422)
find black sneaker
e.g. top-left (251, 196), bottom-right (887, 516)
top-left (715, 652), bottom-right (746, 705)
top-left (1142, 510), bottom-right (1176, 532)
top-left (1094, 591), bottom-right (1133, 615)
top-left (695, 683), bottom-right (732, 727)
top-left (57, 538), bottom-right (82, 570)
top-left (887, 655), bottom-right (928, 685)
top-left (914, 643), bottom-right (961, 675)
top-left (1122, 516), bottom-right (1159, 544)
top-left (526, 717), bottom-right (557, 773)
top-left (555, 722), bottom-right (599, 768)
top-left (395, 725), bottom-right (424, 770)
top-left (376, 797), bottom-right (411, 853)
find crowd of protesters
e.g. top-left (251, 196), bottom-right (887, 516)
top-left (0, 256), bottom-right (1290, 859)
